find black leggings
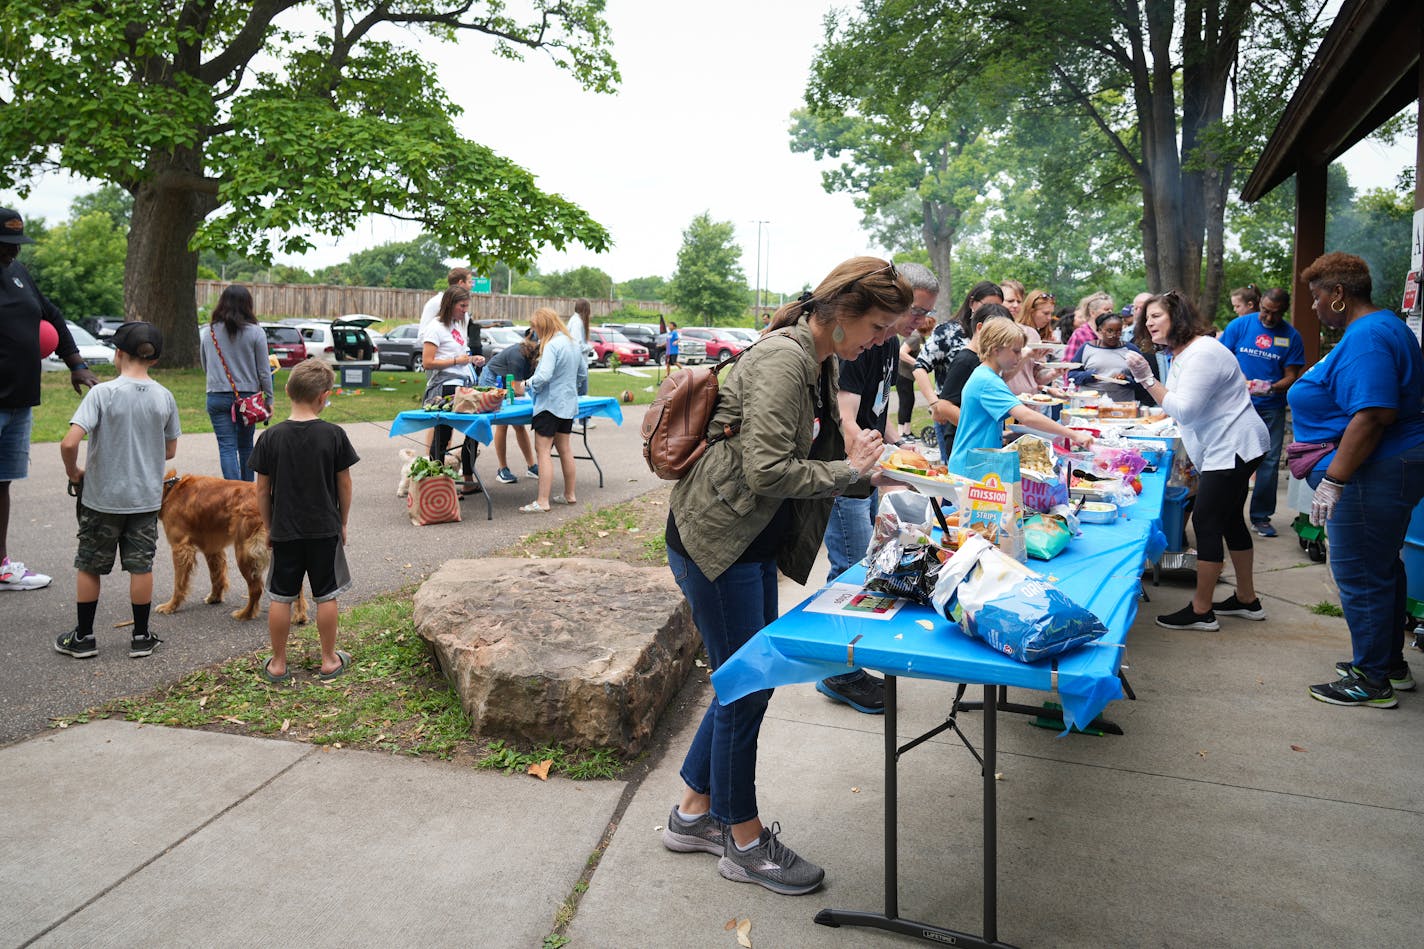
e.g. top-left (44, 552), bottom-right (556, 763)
top-left (895, 375), bottom-right (916, 426)
top-left (1191, 454), bottom-right (1262, 562)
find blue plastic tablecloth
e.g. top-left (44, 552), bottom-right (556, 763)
top-left (711, 463), bottom-right (1171, 733)
top-left (388, 396), bottom-right (624, 445)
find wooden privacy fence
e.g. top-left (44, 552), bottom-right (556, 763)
top-left (195, 280), bottom-right (673, 323)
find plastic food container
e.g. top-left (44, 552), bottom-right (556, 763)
top-left (1079, 501), bottom-right (1118, 523)
top-left (1069, 390), bottom-right (1100, 410)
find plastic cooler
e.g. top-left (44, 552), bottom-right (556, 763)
top-left (338, 364), bottom-right (373, 388)
top-left (1404, 499), bottom-right (1424, 619)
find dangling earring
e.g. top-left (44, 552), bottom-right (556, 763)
top-left (1330, 298), bottom-right (1346, 313)
top-left (832, 324), bottom-right (846, 344)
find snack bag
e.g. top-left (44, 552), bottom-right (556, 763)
top-left (1023, 513), bottom-right (1072, 560)
top-left (453, 385), bottom-right (505, 414)
top-left (863, 491), bottom-right (948, 602)
top-left (962, 449), bottom-right (1025, 561)
top-left (930, 534), bottom-right (1107, 663)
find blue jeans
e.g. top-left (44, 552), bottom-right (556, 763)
top-left (1250, 406), bottom-right (1286, 521)
top-left (668, 547), bottom-right (777, 826)
top-left (207, 391), bottom-right (257, 481)
top-left (1310, 444), bottom-right (1424, 682)
top-left (934, 422), bottom-right (953, 461)
top-left (824, 490), bottom-right (878, 582)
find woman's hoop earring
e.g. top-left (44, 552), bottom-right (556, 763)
top-left (1330, 299), bottom-right (1346, 313)
top-left (832, 324), bottom-right (846, 344)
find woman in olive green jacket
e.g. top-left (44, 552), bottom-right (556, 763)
top-left (659, 257), bottom-right (912, 896)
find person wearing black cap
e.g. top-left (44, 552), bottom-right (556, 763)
top-left (0, 207), bottom-right (100, 592)
top-left (56, 320), bottom-right (180, 659)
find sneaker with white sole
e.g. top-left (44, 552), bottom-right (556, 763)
top-left (1309, 670), bottom-right (1397, 708)
top-left (495, 467), bottom-right (518, 484)
top-left (1334, 661), bottom-right (1415, 692)
top-left (55, 628), bottom-right (98, 658)
top-left (662, 805), bottom-right (726, 855)
top-left (0, 557), bottom-right (52, 591)
top-left (717, 822), bottom-right (825, 895)
top-left (525, 465), bottom-right (539, 478)
top-left (1212, 594), bottom-right (1266, 620)
top-left (128, 633), bottom-right (163, 658)
top-left (1155, 604), bottom-right (1219, 631)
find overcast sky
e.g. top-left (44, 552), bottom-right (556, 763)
top-left (2, 0), bottom-right (1415, 295)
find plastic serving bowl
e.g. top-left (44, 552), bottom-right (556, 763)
top-left (1079, 501), bottom-right (1118, 523)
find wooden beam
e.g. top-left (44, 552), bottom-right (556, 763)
top-left (1294, 163), bottom-right (1327, 366)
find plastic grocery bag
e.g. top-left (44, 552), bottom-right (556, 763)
top-left (930, 534), bottom-right (1107, 663)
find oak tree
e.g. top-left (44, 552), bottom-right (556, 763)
top-left (0, 1), bottom-right (619, 364)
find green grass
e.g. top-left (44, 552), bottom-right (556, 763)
top-left (1310, 601), bottom-right (1345, 617)
top-left (33, 364), bottom-right (652, 443)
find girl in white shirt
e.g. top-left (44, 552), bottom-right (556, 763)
top-left (1126, 291), bottom-right (1270, 631)
top-left (421, 288), bottom-right (484, 492)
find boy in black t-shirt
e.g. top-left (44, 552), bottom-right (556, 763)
top-left (249, 360), bottom-right (360, 684)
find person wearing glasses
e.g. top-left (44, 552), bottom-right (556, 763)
top-left (913, 280), bottom-right (1004, 458)
top-left (897, 309), bottom-right (936, 444)
top-left (816, 260), bottom-right (934, 715)
top-left (1125, 291), bottom-right (1269, 631)
top-left (1218, 287), bottom-right (1304, 537)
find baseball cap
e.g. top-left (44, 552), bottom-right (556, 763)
top-left (111, 320), bottom-right (164, 360)
top-left (0, 208), bottom-right (35, 245)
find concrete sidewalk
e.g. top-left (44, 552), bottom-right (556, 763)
top-left (4, 478), bottom-right (1423, 946)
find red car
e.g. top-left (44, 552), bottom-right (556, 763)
top-left (679, 327), bottom-right (746, 362)
top-left (260, 323), bottom-right (308, 367)
top-left (587, 329), bottom-right (649, 367)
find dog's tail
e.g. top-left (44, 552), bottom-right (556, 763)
top-left (240, 525), bottom-right (272, 575)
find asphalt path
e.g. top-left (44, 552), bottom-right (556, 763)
top-left (1, 395), bottom-right (656, 745)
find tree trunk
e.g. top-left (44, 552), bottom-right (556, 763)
top-left (922, 198), bottom-right (957, 317)
top-left (125, 149), bottom-right (217, 369)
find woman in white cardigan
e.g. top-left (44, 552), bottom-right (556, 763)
top-left (1126, 291), bottom-right (1270, 631)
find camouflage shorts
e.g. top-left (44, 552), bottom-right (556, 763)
top-left (74, 506), bottom-right (160, 575)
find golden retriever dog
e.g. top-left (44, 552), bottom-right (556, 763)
top-left (156, 472), bottom-right (307, 623)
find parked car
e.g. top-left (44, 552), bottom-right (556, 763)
top-left (259, 323), bottom-right (308, 368)
top-left (42, 322), bottom-right (113, 372)
top-left (586, 328), bottom-right (650, 367)
top-left (375, 322), bottom-right (424, 371)
top-left (679, 327), bottom-right (747, 362)
top-left (76, 316), bottom-right (125, 340)
top-left (290, 318), bottom-right (378, 367)
top-left (655, 330), bottom-right (708, 365)
top-left (482, 326), bottom-right (527, 364)
top-left (600, 322), bottom-right (706, 365)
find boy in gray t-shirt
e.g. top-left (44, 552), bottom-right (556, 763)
top-left (57, 321), bottom-right (181, 660)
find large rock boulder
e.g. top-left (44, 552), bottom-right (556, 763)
top-left (412, 557), bottom-right (700, 754)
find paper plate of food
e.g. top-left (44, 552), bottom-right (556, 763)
top-left (877, 447), bottom-right (969, 500)
top-left (1025, 340), bottom-right (1066, 353)
top-left (1041, 361), bottom-right (1082, 371)
top-left (1019, 393), bottom-right (1064, 405)
top-left (1093, 373), bottom-right (1129, 384)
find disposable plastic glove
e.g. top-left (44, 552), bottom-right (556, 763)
top-left (1123, 351), bottom-right (1154, 386)
top-left (1310, 479), bottom-right (1343, 527)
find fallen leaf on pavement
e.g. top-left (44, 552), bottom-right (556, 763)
top-left (851, 787), bottom-right (860, 793)
top-left (724, 918), bottom-right (737, 931)
top-left (1290, 744), bottom-right (1307, 752)
top-left (1197, 750), bottom-right (1208, 758)
top-left (528, 758), bottom-right (553, 781)
top-left (736, 917), bottom-right (752, 948)
top-left (112, 619), bottom-right (134, 628)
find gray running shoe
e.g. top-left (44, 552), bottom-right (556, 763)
top-left (1334, 661), bottom-right (1415, 692)
top-left (661, 805), bottom-right (725, 855)
top-left (717, 822), bottom-right (825, 895)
